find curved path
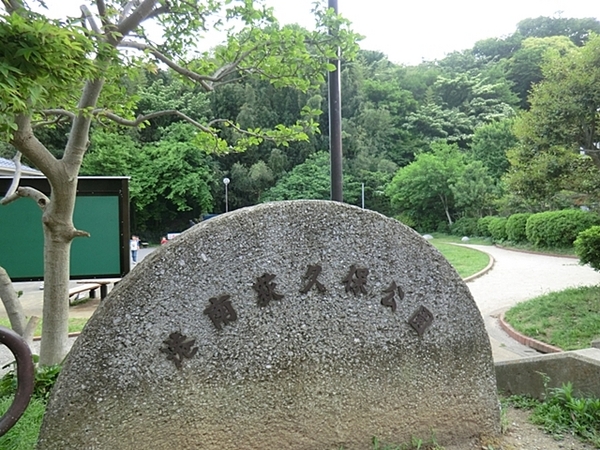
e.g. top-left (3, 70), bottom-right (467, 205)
top-left (463, 245), bottom-right (600, 361)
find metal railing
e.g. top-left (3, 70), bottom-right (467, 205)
top-left (0, 326), bottom-right (34, 436)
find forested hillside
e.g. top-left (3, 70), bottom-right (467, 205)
top-left (6, 15), bottom-right (600, 239)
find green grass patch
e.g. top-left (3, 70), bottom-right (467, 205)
top-left (430, 241), bottom-right (490, 278)
top-left (0, 317), bottom-right (88, 337)
top-left (0, 397), bottom-right (45, 450)
top-left (504, 285), bottom-right (600, 351)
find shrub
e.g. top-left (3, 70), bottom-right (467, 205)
top-left (575, 225), bottom-right (600, 271)
top-left (394, 213), bottom-right (417, 229)
top-left (526, 210), bottom-right (600, 248)
top-left (0, 357), bottom-right (61, 402)
top-left (450, 217), bottom-right (479, 236)
top-left (488, 217), bottom-right (508, 242)
top-left (477, 216), bottom-right (496, 237)
top-left (436, 221), bottom-right (450, 234)
top-left (505, 213), bottom-right (531, 243)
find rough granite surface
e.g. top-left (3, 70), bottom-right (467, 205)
top-left (37, 200), bottom-right (500, 449)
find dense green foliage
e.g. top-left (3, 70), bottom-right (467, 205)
top-left (525, 210), bottom-right (600, 248)
top-left (449, 217), bottom-right (479, 237)
top-left (4, 5), bottom-right (600, 236)
top-left (574, 226), bottom-right (600, 271)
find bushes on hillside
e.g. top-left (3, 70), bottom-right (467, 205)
top-left (526, 210), bottom-right (600, 248)
top-left (505, 213), bottom-right (531, 243)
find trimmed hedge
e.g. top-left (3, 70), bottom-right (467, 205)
top-left (488, 217), bottom-right (508, 242)
top-left (505, 213), bottom-right (531, 243)
top-left (526, 209), bottom-right (600, 248)
top-left (574, 225), bottom-right (600, 271)
top-left (477, 216), bottom-right (496, 237)
top-left (450, 217), bottom-right (479, 236)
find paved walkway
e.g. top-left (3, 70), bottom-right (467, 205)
top-left (464, 245), bottom-right (600, 361)
top-left (2, 246), bottom-right (599, 363)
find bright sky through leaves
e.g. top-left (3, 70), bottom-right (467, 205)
top-left (35, 0), bottom-right (600, 65)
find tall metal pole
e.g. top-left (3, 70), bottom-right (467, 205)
top-left (328, 0), bottom-right (343, 202)
top-left (223, 177), bottom-right (230, 212)
top-left (361, 183), bottom-right (365, 209)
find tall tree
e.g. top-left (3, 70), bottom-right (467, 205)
top-left (506, 36), bottom-right (575, 108)
top-left (386, 142), bottom-right (496, 228)
top-left (469, 118), bottom-right (517, 180)
top-left (517, 34), bottom-right (600, 170)
top-left (0, 0), bottom-right (359, 365)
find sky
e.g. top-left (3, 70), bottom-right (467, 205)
top-left (37, 0), bottom-right (600, 66)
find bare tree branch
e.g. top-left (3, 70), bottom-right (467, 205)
top-left (119, 39), bottom-right (258, 90)
top-left (11, 115), bottom-right (59, 178)
top-left (1, 0), bottom-right (22, 13)
top-left (22, 316), bottom-right (40, 347)
top-left (80, 5), bottom-right (102, 34)
top-left (32, 114), bottom-right (71, 129)
top-left (72, 229), bottom-right (91, 239)
top-left (40, 109), bottom-right (77, 122)
top-left (94, 109), bottom-right (214, 133)
top-left (117, 0), bottom-right (157, 39)
top-left (119, 40), bottom-right (213, 90)
top-left (1, 186), bottom-right (50, 209)
top-left (3, 152), bottom-right (22, 201)
top-left (120, 0), bottom-right (139, 21)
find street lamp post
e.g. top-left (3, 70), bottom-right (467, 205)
top-left (223, 177), bottom-right (230, 213)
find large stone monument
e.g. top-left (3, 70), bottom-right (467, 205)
top-left (38, 200), bottom-right (499, 449)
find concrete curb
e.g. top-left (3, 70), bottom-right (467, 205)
top-left (462, 246), bottom-right (495, 283)
top-left (494, 244), bottom-right (579, 259)
top-left (33, 331), bottom-right (81, 342)
top-left (499, 312), bottom-right (563, 354)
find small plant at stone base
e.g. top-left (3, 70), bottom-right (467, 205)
top-left (371, 433), bottom-right (445, 450)
top-left (0, 355), bottom-right (61, 402)
top-left (501, 393), bottom-right (540, 410)
top-left (531, 382), bottom-right (600, 446)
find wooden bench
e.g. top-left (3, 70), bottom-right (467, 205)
top-left (76, 278), bottom-right (120, 300)
top-left (69, 283), bottom-right (102, 304)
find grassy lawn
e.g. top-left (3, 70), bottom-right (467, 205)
top-left (428, 235), bottom-right (491, 278)
top-left (430, 241), bottom-right (490, 278)
top-left (0, 317), bottom-right (88, 337)
top-left (504, 285), bottom-right (600, 351)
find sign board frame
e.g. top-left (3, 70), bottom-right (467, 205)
top-left (0, 176), bottom-right (130, 281)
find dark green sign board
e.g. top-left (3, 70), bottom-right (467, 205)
top-left (0, 177), bottom-right (130, 281)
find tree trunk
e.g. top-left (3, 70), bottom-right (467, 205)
top-left (38, 177), bottom-right (78, 366)
top-left (0, 266), bottom-right (40, 349)
top-left (439, 194), bottom-right (453, 226)
top-left (0, 266), bottom-right (26, 336)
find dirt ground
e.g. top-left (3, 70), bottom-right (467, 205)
top-left (496, 406), bottom-right (597, 450)
top-left (443, 406), bottom-right (597, 450)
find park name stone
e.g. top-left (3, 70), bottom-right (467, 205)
top-left (38, 200), bottom-right (500, 449)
